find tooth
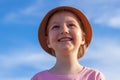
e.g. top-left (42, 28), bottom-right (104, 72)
top-left (59, 38), bottom-right (71, 41)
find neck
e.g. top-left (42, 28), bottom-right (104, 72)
top-left (49, 53), bottom-right (83, 75)
top-left (56, 55), bottom-right (79, 67)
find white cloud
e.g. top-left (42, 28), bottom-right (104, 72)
top-left (94, 10), bottom-right (120, 28)
top-left (88, 37), bottom-right (120, 65)
top-left (3, 0), bottom-right (45, 24)
top-left (83, 37), bottom-right (120, 80)
top-left (3, 13), bottom-right (18, 22)
top-left (107, 15), bottom-right (120, 27)
top-left (0, 50), bottom-right (55, 69)
top-left (19, 0), bottom-right (45, 16)
top-left (3, 0), bottom-right (120, 28)
top-left (59, 0), bottom-right (120, 29)
top-left (0, 48), bottom-right (55, 80)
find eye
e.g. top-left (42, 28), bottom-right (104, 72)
top-left (51, 25), bottom-right (60, 30)
top-left (67, 23), bottom-right (76, 28)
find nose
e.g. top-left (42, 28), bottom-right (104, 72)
top-left (60, 24), bottom-right (69, 34)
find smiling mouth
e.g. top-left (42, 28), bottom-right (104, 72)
top-left (58, 37), bottom-right (73, 42)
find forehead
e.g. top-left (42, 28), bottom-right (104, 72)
top-left (48, 11), bottom-right (80, 23)
top-left (52, 11), bottom-right (78, 19)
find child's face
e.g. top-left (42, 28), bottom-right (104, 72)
top-left (46, 11), bottom-right (85, 56)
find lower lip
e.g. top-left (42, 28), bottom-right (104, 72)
top-left (59, 40), bottom-right (72, 42)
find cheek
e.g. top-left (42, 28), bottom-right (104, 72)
top-left (74, 31), bottom-right (83, 42)
top-left (48, 31), bottom-right (58, 43)
top-left (47, 35), bottom-right (54, 48)
top-left (49, 31), bottom-right (57, 37)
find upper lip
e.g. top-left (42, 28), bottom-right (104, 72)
top-left (58, 36), bottom-right (73, 42)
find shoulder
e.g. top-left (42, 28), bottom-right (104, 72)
top-left (81, 67), bottom-right (105, 80)
top-left (31, 70), bottom-right (48, 80)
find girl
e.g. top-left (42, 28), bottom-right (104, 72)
top-left (32, 6), bottom-right (105, 80)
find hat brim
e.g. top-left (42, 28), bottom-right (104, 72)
top-left (38, 6), bottom-right (92, 56)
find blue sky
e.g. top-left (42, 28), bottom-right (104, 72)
top-left (0, 0), bottom-right (120, 80)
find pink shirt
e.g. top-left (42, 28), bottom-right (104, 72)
top-left (31, 67), bottom-right (105, 80)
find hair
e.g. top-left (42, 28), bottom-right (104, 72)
top-left (45, 10), bottom-right (87, 59)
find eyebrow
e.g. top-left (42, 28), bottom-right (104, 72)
top-left (51, 21), bottom-right (59, 24)
top-left (67, 20), bottom-right (76, 23)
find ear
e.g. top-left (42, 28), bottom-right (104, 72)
top-left (81, 34), bottom-right (85, 45)
top-left (46, 37), bottom-right (52, 48)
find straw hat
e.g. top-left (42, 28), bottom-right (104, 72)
top-left (38, 6), bottom-right (92, 56)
